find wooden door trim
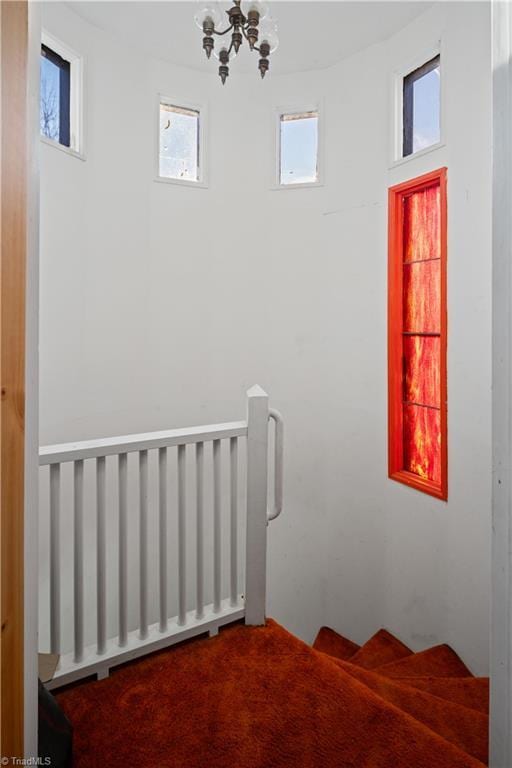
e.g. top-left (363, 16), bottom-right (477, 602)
top-left (1, 0), bottom-right (28, 758)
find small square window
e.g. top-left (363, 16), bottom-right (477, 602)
top-left (279, 111), bottom-right (319, 186)
top-left (159, 102), bottom-right (201, 183)
top-left (40, 44), bottom-right (71, 147)
top-left (403, 55), bottom-right (440, 158)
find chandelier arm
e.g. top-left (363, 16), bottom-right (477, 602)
top-left (212, 25), bottom-right (234, 36)
top-left (196, 2), bottom-right (274, 81)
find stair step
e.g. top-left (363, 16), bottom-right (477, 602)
top-left (311, 626), bottom-right (487, 714)
top-left (317, 651), bottom-right (488, 765)
top-left (312, 626), bottom-right (360, 660)
top-left (394, 677), bottom-right (489, 715)
top-left (377, 644), bottom-right (473, 678)
top-left (56, 619), bottom-right (486, 768)
top-left (348, 628), bottom-right (412, 669)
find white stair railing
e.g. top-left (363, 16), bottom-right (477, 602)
top-left (38, 386), bottom-right (283, 688)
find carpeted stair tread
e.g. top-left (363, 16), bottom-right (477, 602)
top-left (315, 651), bottom-right (488, 764)
top-left (394, 677), bottom-right (489, 714)
top-left (56, 619), bottom-right (485, 768)
top-left (312, 626), bottom-right (360, 660)
top-left (348, 628), bottom-right (413, 669)
top-left (376, 644), bottom-right (474, 678)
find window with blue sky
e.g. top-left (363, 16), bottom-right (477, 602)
top-left (159, 103), bottom-right (200, 182)
top-left (279, 111), bottom-right (319, 186)
top-left (403, 55), bottom-right (440, 157)
top-left (40, 44), bottom-right (70, 147)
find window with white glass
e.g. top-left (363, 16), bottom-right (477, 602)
top-left (278, 110), bottom-right (319, 187)
top-left (158, 100), bottom-right (205, 185)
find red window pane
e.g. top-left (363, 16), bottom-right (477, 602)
top-left (403, 259), bottom-right (440, 333)
top-left (403, 335), bottom-right (440, 408)
top-left (403, 404), bottom-right (441, 484)
top-left (403, 185), bottom-right (440, 263)
top-left (389, 170), bottom-right (446, 498)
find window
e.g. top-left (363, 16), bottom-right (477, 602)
top-left (388, 168), bottom-right (447, 500)
top-left (158, 101), bottom-right (202, 184)
top-left (40, 44), bottom-right (70, 146)
top-left (402, 55), bottom-right (440, 158)
top-left (278, 110), bottom-right (319, 186)
top-left (40, 33), bottom-right (83, 155)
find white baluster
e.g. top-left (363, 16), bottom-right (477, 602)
top-left (178, 444), bottom-right (186, 626)
top-left (118, 453), bottom-right (128, 647)
top-left (96, 456), bottom-right (107, 655)
top-left (230, 437), bottom-right (238, 606)
top-left (74, 460), bottom-right (84, 663)
top-left (139, 450), bottom-right (148, 640)
top-left (158, 447), bottom-right (168, 633)
top-left (49, 463), bottom-right (61, 655)
top-left (196, 441), bottom-right (204, 620)
top-left (213, 439), bottom-right (221, 613)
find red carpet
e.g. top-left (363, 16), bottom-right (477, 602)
top-left (347, 628), bottom-right (413, 669)
top-left (377, 644), bottom-right (473, 678)
top-left (317, 653), bottom-right (488, 762)
top-left (312, 625), bottom-right (360, 660)
top-left (57, 620), bottom-right (488, 767)
top-left (395, 676), bottom-right (489, 713)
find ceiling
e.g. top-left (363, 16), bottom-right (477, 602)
top-left (68, 1), bottom-right (434, 75)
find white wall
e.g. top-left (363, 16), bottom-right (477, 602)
top-left (39, 1), bottom-right (492, 672)
top-left (320, 1), bottom-right (492, 675)
top-left (491, 3), bottom-right (512, 763)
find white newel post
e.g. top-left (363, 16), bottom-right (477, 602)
top-left (245, 385), bottom-right (269, 625)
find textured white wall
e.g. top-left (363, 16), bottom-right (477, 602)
top-left (39, 1), bottom-right (492, 671)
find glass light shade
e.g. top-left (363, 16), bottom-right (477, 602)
top-left (259, 17), bottom-right (279, 52)
top-left (194, 4), bottom-right (222, 30)
top-left (246, 1), bottom-right (269, 21)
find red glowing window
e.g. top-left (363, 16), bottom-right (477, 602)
top-left (388, 168), bottom-right (447, 500)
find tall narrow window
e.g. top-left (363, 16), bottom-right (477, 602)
top-left (403, 54), bottom-right (440, 158)
top-left (388, 168), bottom-right (447, 500)
top-left (279, 110), bottom-right (319, 186)
top-left (158, 101), bottom-right (201, 184)
top-left (40, 33), bottom-right (83, 155)
top-left (40, 43), bottom-right (71, 147)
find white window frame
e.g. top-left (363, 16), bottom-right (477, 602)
top-left (390, 41), bottom-right (445, 168)
top-left (40, 30), bottom-right (84, 159)
top-left (155, 95), bottom-right (208, 188)
top-left (273, 103), bottom-right (324, 190)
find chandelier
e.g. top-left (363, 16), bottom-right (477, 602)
top-left (194, 1), bottom-right (279, 84)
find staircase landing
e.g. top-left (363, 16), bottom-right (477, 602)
top-left (56, 619), bottom-right (487, 767)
